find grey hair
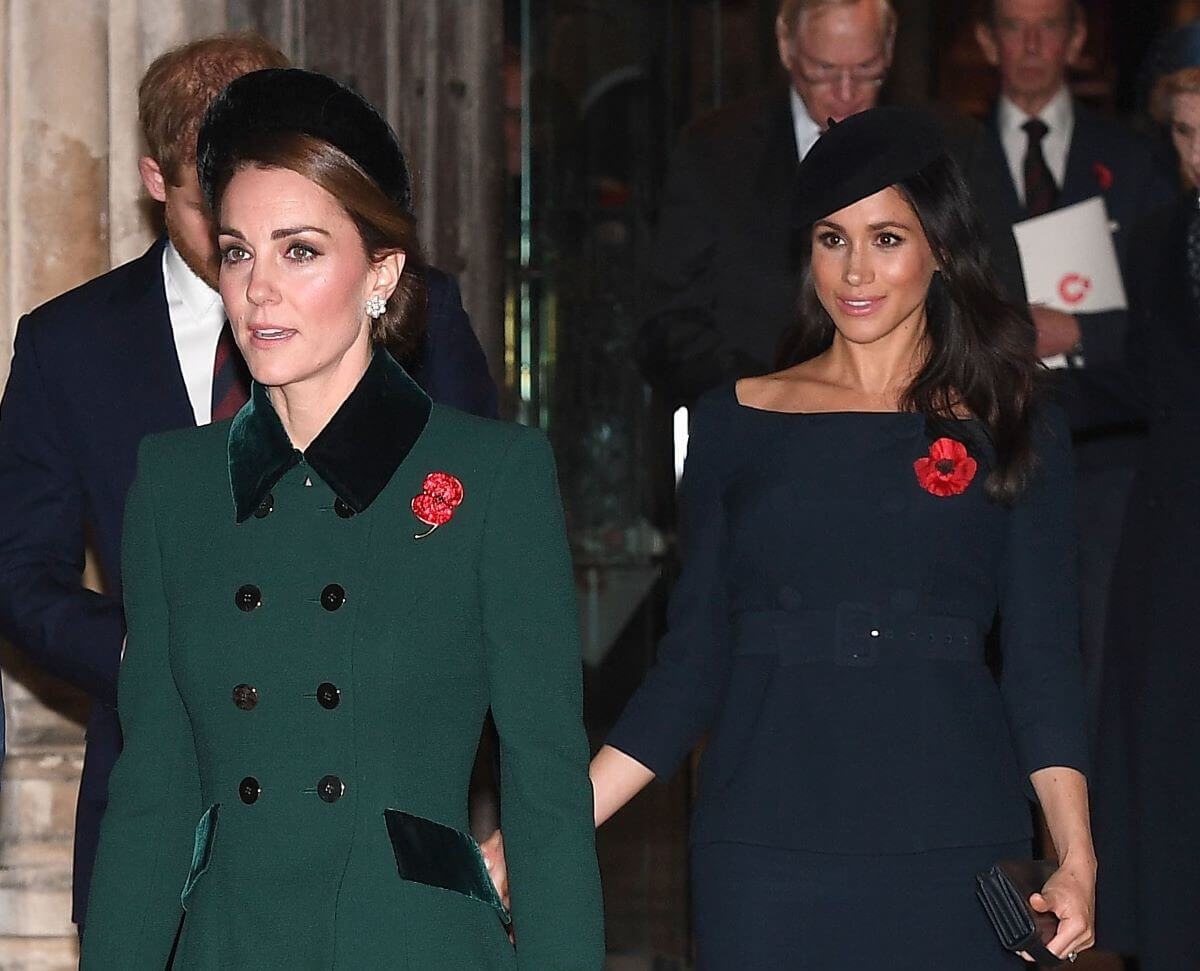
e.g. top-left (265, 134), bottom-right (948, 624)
top-left (778, 0), bottom-right (898, 36)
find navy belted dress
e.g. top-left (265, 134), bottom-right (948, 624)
top-left (607, 384), bottom-right (1088, 970)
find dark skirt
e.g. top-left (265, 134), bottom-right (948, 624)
top-left (691, 840), bottom-right (1030, 970)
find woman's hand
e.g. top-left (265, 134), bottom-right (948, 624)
top-left (1018, 855), bottom-right (1097, 964)
top-left (1025, 767), bottom-right (1097, 963)
top-left (480, 829), bottom-right (510, 910)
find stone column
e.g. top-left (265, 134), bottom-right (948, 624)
top-left (0, 3), bottom-right (225, 967)
top-left (389, 0), bottom-right (505, 381)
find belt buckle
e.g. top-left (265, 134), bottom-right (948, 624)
top-left (835, 602), bottom-right (880, 667)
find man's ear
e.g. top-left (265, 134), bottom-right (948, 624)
top-left (138, 156), bottom-right (168, 203)
top-left (776, 14), bottom-right (796, 73)
top-left (1066, 15), bottom-right (1088, 69)
top-left (974, 21), bottom-right (1000, 68)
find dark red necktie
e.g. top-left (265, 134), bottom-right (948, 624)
top-left (1022, 118), bottom-right (1058, 218)
top-left (210, 320), bottom-right (250, 422)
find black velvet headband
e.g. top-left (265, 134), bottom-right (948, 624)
top-left (793, 106), bottom-right (947, 230)
top-left (196, 68), bottom-right (412, 213)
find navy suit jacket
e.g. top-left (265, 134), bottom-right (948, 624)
top-left (986, 100), bottom-right (1176, 370)
top-left (0, 236), bottom-right (496, 923)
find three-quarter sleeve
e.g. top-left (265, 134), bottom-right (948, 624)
top-left (606, 393), bottom-right (731, 779)
top-left (80, 439), bottom-right (201, 967)
top-left (479, 427), bottom-right (605, 970)
top-left (997, 405), bottom-right (1089, 788)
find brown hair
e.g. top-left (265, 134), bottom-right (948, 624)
top-left (778, 0), bottom-right (897, 36)
top-left (1151, 65), bottom-right (1200, 125)
top-left (210, 132), bottom-right (427, 357)
top-left (138, 32), bottom-right (289, 185)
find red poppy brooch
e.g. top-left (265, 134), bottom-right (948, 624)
top-left (914, 438), bottom-right (977, 497)
top-left (412, 472), bottom-right (465, 539)
top-left (1093, 161), bottom-right (1113, 191)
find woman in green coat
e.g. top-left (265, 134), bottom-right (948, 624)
top-left (80, 68), bottom-right (604, 970)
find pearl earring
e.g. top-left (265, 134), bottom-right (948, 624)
top-left (365, 294), bottom-right (387, 318)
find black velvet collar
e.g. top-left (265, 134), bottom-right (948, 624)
top-left (227, 349), bottom-right (432, 523)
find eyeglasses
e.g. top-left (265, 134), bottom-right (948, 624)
top-left (792, 48), bottom-right (889, 89)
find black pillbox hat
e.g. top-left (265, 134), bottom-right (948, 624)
top-left (197, 68), bottom-right (412, 213)
top-left (793, 106), bottom-right (946, 230)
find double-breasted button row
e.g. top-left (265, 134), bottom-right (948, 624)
top-left (234, 583), bottom-right (349, 612)
top-left (238, 776), bottom-right (346, 805)
top-left (252, 492), bottom-right (359, 519)
top-left (232, 683), bottom-right (342, 710)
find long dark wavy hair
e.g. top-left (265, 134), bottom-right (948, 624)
top-left (776, 153), bottom-right (1042, 504)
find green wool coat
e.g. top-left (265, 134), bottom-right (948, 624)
top-left (80, 351), bottom-right (605, 969)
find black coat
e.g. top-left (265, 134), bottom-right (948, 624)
top-left (1079, 199), bottom-right (1200, 969)
top-left (0, 236), bottom-right (497, 924)
top-left (637, 91), bottom-right (1030, 407)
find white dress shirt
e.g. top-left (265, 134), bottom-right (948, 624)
top-left (997, 86), bottom-right (1074, 205)
top-left (790, 88), bottom-right (823, 161)
top-left (162, 241), bottom-right (226, 426)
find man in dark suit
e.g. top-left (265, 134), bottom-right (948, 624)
top-left (975, 0), bottom-right (1176, 730)
top-left (976, 0), bottom-right (1176, 367)
top-left (0, 33), bottom-right (496, 932)
top-left (637, 0), bottom-right (1027, 407)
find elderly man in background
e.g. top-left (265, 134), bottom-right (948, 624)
top-left (637, 0), bottom-right (1025, 407)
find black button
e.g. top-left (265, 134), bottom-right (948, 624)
top-left (317, 682), bottom-right (341, 709)
top-left (232, 684), bottom-right (258, 711)
top-left (317, 775), bottom-right (345, 803)
top-left (320, 584), bottom-right (346, 612)
top-left (239, 776), bottom-right (261, 804)
top-left (333, 498), bottom-right (355, 519)
top-left (254, 493), bottom-right (274, 519)
top-left (235, 585), bottom-right (262, 612)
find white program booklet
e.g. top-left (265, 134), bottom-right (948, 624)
top-left (1013, 196), bottom-right (1128, 368)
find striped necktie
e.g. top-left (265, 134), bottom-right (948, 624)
top-left (1022, 118), bottom-right (1058, 218)
top-left (210, 320), bottom-right (250, 423)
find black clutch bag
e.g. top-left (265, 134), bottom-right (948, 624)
top-left (975, 859), bottom-right (1063, 967)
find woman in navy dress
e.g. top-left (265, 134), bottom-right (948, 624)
top-left (592, 108), bottom-right (1097, 969)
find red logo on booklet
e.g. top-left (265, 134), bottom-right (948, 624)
top-left (1058, 273), bottom-right (1092, 305)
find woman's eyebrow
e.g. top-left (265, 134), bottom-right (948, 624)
top-left (271, 225), bottom-right (332, 239)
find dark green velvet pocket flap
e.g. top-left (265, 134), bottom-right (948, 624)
top-left (181, 803), bottom-right (220, 909)
top-left (383, 808), bottom-right (511, 926)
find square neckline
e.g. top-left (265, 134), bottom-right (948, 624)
top-left (728, 380), bottom-right (912, 417)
